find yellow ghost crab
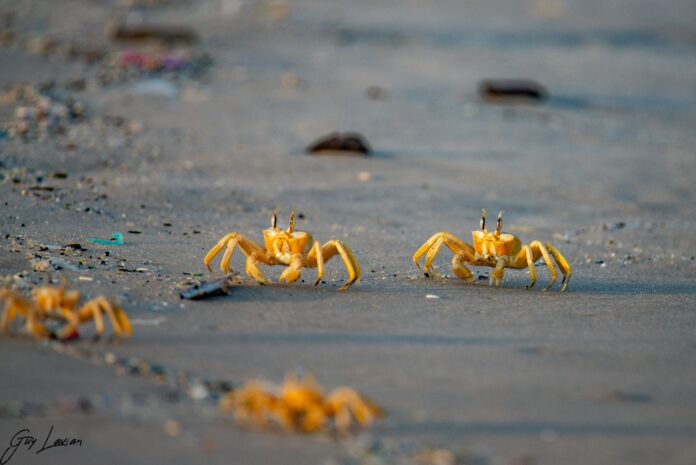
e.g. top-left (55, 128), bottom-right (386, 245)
top-left (219, 372), bottom-right (383, 434)
top-left (204, 210), bottom-right (360, 290)
top-left (1, 282), bottom-right (132, 340)
top-left (413, 210), bottom-right (572, 291)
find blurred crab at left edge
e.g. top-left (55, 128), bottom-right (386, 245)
top-left (204, 210), bottom-right (360, 290)
top-left (1, 281), bottom-right (131, 341)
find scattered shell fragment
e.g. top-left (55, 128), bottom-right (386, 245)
top-left (163, 419), bottom-right (182, 436)
top-left (32, 260), bottom-right (51, 272)
top-left (357, 171), bottom-right (371, 182)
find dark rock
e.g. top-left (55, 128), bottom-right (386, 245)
top-left (479, 79), bottom-right (548, 103)
top-left (306, 132), bottom-right (372, 156)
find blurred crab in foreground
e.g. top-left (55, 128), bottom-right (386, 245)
top-left (1, 282), bottom-right (131, 340)
top-left (219, 372), bottom-right (383, 434)
top-left (204, 210), bottom-right (360, 290)
top-left (414, 210), bottom-right (572, 291)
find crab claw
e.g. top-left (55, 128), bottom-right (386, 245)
top-left (279, 268), bottom-right (302, 285)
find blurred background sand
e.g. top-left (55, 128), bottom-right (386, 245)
top-left (1, 1), bottom-right (696, 464)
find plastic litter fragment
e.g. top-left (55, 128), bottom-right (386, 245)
top-left (180, 276), bottom-right (234, 300)
top-left (87, 232), bottom-right (124, 246)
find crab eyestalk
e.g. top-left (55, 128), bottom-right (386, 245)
top-left (288, 210), bottom-right (296, 234)
top-left (480, 209), bottom-right (487, 231)
top-left (271, 210), bottom-right (278, 230)
top-left (495, 211), bottom-right (503, 236)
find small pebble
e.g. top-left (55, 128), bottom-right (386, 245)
top-left (163, 419), bottom-right (181, 436)
top-left (189, 383), bottom-right (209, 401)
top-left (425, 294), bottom-right (440, 300)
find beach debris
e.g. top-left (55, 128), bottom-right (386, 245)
top-left (1, 282), bottom-right (131, 340)
top-left (132, 79), bottom-right (178, 98)
top-left (32, 260), bottom-right (51, 272)
top-left (414, 209), bottom-right (572, 291)
top-left (219, 372), bottom-right (383, 434)
top-left (117, 50), bottom-right (187, 72)
top-left (602, 221), bottom-right (627, 231)
top-left (204, 210), bottom-right (360, 291)
top-left (357, 171), bottom-right (371, 182)
top-left (87, 232), bottom-right (124, 246)
top-left (0, 27), bottom-right (212, 89)
top-left (425, 294), bottom-right (440, 300)
top-left (478, 79), bottom-right (548, 103)
top-left (3, 85), bottom-right (85, 138)
top-left (108, 22), bottom-right (199, 46)
top-left (306, 132), bottom-right (372, 156)
top-left (179, 276), bottom-right (235, 300)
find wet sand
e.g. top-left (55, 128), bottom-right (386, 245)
top-left (1, 0), bottom-right (696, 464)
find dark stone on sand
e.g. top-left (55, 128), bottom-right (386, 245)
top-left (108, 22), bottom-right (199, 45)
top-left (479, 79), bottom-right (548, 103)
top-left (306, 132), bottom-right (372, 155)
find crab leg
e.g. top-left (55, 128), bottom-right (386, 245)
top-left (413, 232), bottom-right (473, 274)
top-left (451, 253), bottom-right (475, 281)
top-left (205, 233), bottom-right (275, 286)
top-left (512, 245), bottom-right (539, 289)
top-left (78, 299), bottom-right (106, 336)
top-left (490, 258), bottom-right (506, 287)
top-left (426, 236), bottom-right (476, 277)
top-left (546, 242), bottom-right (572, 292)
top-left (26, 316), bottom-right (50, 339)
top-left (304, 241), bottom-right (324, 286)
top-left (413, 232), bottom-right (446, 272)
top-left (1, 297), bottom-right (21, 333)
top-left (279, 254), bottom-right (305, 285)
top-left (319, 240), bottom-right (360, 291)
top-left (246, 253), bottom-right (273, 285)
top-left (92, 297), bottom-right (129, 337)
top-left (219, 236), bottom-right (240, 273)
top-left (204, 233), bottom-right (268, 272)
top-left (512, 241), bottom-right (559, 291)
top-left (423, 237), bottom-right (476, 281)
top-left (529, 241), bottom-right (557, 291)
top-left (423, 237), bottom-right (445, 275)
top-left (326, 387), bottom-right (382, 433)
top-left (1, 295), bottom-right (45, 338)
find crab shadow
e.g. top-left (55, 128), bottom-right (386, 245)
top-left (410, 274), bottom-right (696, 296)
top-left (293, 148), bottom-right (396, 160)
top-left (564, 279), bottom-right (696, 295)
top-left (191, 281), bottom-right (376, 303)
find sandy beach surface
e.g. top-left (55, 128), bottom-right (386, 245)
top-left (1, 0), bottom-right (696, 464)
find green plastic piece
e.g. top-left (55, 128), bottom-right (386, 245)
top-left (87, 232), bottom-right (124, 246)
